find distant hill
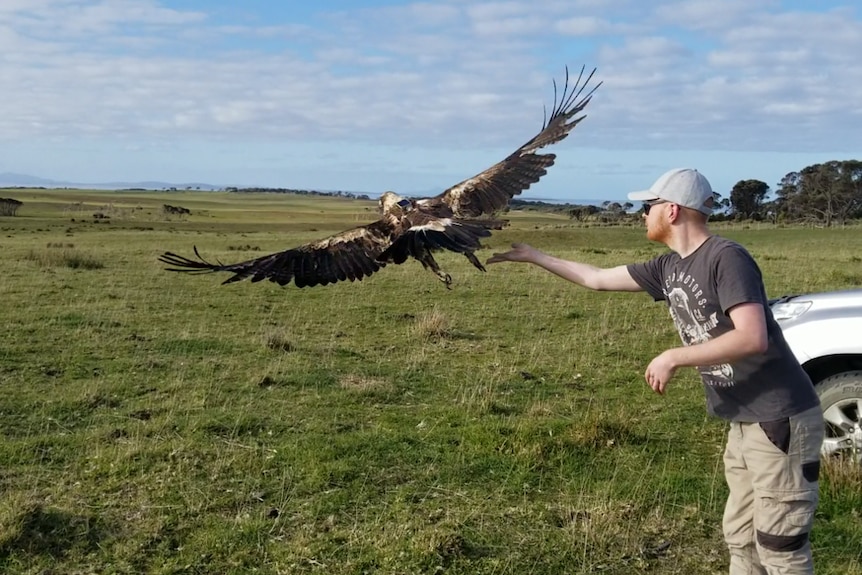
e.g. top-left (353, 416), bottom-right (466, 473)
top-left (0, 172), bottom-right (222, 191)
top-left (0, 172), bottom-right (58, 187)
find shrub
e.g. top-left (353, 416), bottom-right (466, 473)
top-left (23, 248), bottom-right (104, 270)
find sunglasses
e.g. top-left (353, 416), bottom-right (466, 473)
top-left (643, 200), bottom-right (669, 215)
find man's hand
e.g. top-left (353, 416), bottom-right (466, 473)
top-left (644, 350), bottom-right (679, 395)
top-left (486, 243), bottom-right (540, 265)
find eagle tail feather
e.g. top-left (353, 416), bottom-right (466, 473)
top-left (158, 247), bottom-right (223, 273)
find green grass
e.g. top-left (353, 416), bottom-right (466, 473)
top-left (0, 188), bottom-right (860, 574)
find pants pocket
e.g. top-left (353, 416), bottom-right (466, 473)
top-left (756, 488), bottom-right (818, 553)
top-left (759, 488), bottom-right (818, 530)
top-left (759, 418), bottom-right (791, 454)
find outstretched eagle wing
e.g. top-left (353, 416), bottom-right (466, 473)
top-left (423, 66), bottom-right (600, 218)
top-left (158, 218), bottom-right (397, 288)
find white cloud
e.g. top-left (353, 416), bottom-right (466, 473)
top-left (555, 16), bottom-right (616, 36)
top-left (653, 0), bottom-right (775, 31)
top-left (1, 0), bottom-right (861, 194)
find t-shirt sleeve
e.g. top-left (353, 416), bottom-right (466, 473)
top-left (627, 255), bottom-right (668, 301)
top-left (714, 245), bottom-right (767, 314)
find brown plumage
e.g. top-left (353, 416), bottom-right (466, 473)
top-left (159, 66), bottom-right (600, 289)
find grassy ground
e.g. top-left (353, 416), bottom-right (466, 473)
top-left (1, 189), bottom-right (860, 574)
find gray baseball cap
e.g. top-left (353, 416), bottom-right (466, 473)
top-left (628, 168), bottom-right (714, 215)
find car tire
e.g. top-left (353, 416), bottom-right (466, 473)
top-left (816, 370), bottom-right (862, 463)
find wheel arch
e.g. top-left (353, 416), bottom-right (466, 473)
top-left (802, 355), bottom-right (862, 387)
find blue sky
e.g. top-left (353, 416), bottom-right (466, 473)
top-left (2, 0), bottom-right (861, 201)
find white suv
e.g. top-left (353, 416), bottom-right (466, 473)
top-left (771, 288), bottom-right (862, 462)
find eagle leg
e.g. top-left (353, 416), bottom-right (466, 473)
top-left (416, 250), bottom-right (453, 289)
top-left (463, 251), bottom-right (486, 272)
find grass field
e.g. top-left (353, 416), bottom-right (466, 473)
top-left (1, 188), bottom-right (860, 574)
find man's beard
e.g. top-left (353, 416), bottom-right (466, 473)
top-left (646, 217), bottom-right (670, 243)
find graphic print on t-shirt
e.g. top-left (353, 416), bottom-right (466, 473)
top-left (665, 285), bottom-right (734, 387)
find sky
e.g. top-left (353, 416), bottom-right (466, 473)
top-left (2, 0), bottom-right (862, 202)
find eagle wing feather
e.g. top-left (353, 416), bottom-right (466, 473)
top-left (427, 66), bottom-right (600, 218)
top-left (158, 219), bottom-right (396, 288)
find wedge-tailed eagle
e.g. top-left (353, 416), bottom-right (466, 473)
top-left (159, 66), bottom-right (600, 289)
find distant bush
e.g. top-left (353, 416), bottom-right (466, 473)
top-left (0, 197), bottom-right (23, 216)
top-left (163, 204), bottom-right (191, 216)
top-left (63, 252), bottom-right (105, 270)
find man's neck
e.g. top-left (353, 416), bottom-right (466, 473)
top-left (667, 224), bottom-right (712, 258)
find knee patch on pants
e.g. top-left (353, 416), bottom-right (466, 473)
top-left (757, 529), bottom-right (809, 552)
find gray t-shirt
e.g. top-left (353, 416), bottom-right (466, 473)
top-left (627, 235), bottom-right (819, 422)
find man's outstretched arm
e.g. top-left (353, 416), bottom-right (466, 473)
top-left (486, 243), bottom-right (643, 292)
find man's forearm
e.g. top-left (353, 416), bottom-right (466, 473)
top-left (666, 328), bottom-right (768, 369)
top-left (529, 253), bottom-right (604, 289)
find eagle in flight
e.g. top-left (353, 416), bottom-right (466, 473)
top-left (159, 66), bottom-right (600, 289)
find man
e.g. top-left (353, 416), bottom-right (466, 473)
top-left (487, 168), bottom-right (823, 574)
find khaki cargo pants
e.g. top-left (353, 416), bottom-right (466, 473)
top-left (723, 406), bottom-right (824, 574)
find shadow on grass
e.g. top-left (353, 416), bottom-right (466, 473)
top-left (0, 505), bottom-right (108, 563)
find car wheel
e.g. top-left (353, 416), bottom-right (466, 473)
top-left (817, 370), bottom-right (862, 463)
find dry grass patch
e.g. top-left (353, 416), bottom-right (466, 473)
top-left (262, 329), bottom-right (296, 352)
top-left (822, 455), bottom-right (862, 491)
top-left (412, 308), bottom-right (452, 340)
top-left (527, 400), bottom-right (555, 417)
top-left (338, 374), bottom-right (392, 393)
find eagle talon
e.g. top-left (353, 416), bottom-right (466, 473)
top-left (435, 271), bottom-right (453, 289)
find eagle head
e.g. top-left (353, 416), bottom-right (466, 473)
top-left (378, 191), bottom-right (411, 216)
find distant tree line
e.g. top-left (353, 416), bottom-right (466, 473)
top-left (227, 187), bottom-right (371, 201)
top-left (548, 158), bottom-right (862, 226)
top-left (716, 159), bottom-right (862, 225)
top-left (508, 198), bottom-right (610, 221)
